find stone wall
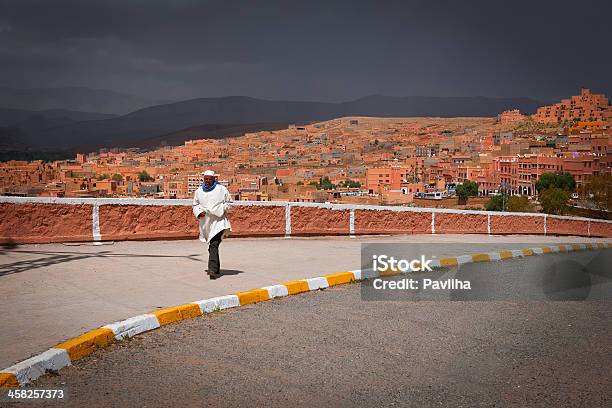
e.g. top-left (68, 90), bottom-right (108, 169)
top-left (0, 202), bottom-right (92, 244)
top-left (0, 197), bottom-right (610, 244)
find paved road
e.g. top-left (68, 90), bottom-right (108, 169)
top-left (0, 234), bottom-right (608, 368)
top-left (26, 252), bottom-right (612, 408)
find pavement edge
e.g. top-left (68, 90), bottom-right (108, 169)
top-left (1, 242), bottom-right (609, 387)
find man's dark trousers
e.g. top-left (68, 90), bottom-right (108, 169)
top-left (208, 230), bottom-right (224, 275)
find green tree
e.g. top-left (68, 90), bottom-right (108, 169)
top-left (98, 173), bottom-right (110, 180)
top-left (507, 195), bottom-right (533, 212)
top-left (485, 192), bottom-right (509, 211)
top-left (111, 173), bottom-right (123, 182)
top-left (539, 187), bottom-right (571, 215)
top-left (319, 176), bottom-right (335, 190)
top-left (536, 172), bottom-right (575, 192)
top-left (456, 180), bottom-right (479, 203)
top-left (138, 170), bottom-right (154, 182)
top-left (296, 181), bottom-right (304, 186)
top-left (582, 174), bottom-right (612, 211)
top-left (485, 192), bottom-right (532, 212)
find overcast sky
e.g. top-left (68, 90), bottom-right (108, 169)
top-left (0, 0), bottom-right (610, 102)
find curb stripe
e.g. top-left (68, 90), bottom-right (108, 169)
top-left (55, 328), bottom-right (115, 361)
top-left (487, 252), bottom-right (501, 261)
top-left (324, 271), bottom-right (355, 286)
top-left (350, 270), bottom-right (363, 281)
top-left (471, 253), bottom-right (490, 263)
top-left (152, 304), bottom-right (202, 326)
top-left (193, 295), bottom-right (240, 314)
top-left (0, 373), bottom-right (18, 388)
top-left (456, 255), bottom-right (473, 265)
top-left (2, 241), bottom-right (609, 387)
top-left (236, 289), bottom-right (270, 305)
top-left (103, 314), bottom-right (160, 340)
top-left (306, 277), bottom-right (330, 290)
top-left (379, 267), bottom-right (401, 277)
top-left (263, 285), bottom-right (289, 299)
top-left (283, 280), bottom-right (311, 295)
top-left (440, 257), bottom-right (459, 267)
top-left (2, 349), bottom-right (70, 387)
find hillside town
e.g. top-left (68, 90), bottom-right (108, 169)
top-left (1, 88), bottom-right (610, 212)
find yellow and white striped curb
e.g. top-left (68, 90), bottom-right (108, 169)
top-left (1, 242), bottom-right (609, 387)
top-left (426, 242), bottom-right (608, 269)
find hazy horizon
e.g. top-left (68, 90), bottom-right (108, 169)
top-left (1, 84), bottom-right (558, 106)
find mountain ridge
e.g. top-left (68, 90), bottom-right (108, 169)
top-left (1, 94), bottom-right (544, 155)
top-left (0, 86), bottom-right (168, 115)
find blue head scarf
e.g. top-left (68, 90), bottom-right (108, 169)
top-left (201, 180), bottom-right (218, 192)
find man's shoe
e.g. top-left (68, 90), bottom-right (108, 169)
top-left (206, 269), bottom-right (221, 279)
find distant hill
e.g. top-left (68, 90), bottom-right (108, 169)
top-left (0, 126), bottom-right (28, 148)
top-left (139, 122), bottom-right (291, 148)
top-left (1, 95), bottom-right (544, 154)
top-left (0, 107), bottom-right (117, 146)
top-left (0, 107), bottom-right (116, 126)
top-left (0, 87), bottom-right (166, 115)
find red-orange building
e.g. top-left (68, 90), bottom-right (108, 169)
top-left (366, 166), bottom-right (411, 193)
top-left (533, 88), bottom-right (612, 123)
top-left (497, 109), bottom-right (526, 123)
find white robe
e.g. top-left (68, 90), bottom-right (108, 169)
top-left (192, 184), bottom-right (232, 243)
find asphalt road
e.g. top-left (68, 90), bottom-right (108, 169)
top-left (2, 234), bottom-right (602, 369)
top-left (20, 252), bottom-right (612, 408)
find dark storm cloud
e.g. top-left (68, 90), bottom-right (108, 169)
top-left (0, 0), bottom-right (610, 101)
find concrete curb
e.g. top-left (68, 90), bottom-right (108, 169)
top-left (1, 242), bottom-right (609, 387)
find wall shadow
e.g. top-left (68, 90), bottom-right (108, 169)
top-left (0, 248), bottom-right (202, 277)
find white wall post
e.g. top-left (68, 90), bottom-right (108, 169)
top-left (587, 220), bottom-right (590, 237)
top-left (92, 204), bottom-right (101, 242)
top-left (431, 212), bottom-right (436, 234)
top-left (284, 203), bottom-right (291, 239)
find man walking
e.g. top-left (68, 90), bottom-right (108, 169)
top-left (192, 170), bottom-right (232, 279)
